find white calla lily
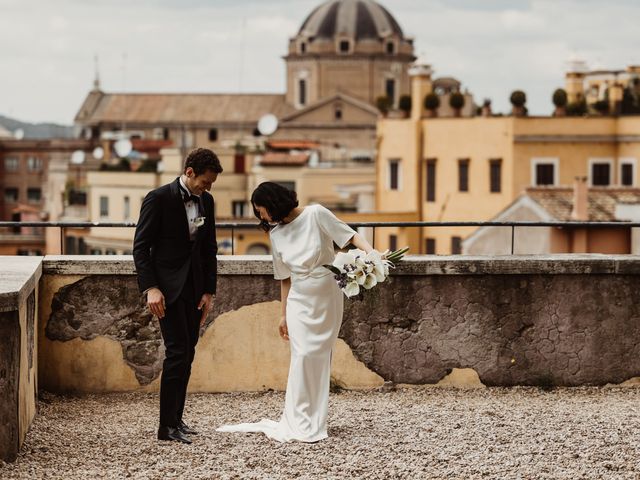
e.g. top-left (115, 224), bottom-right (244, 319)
top-left (343, 281), bottom-right (360, 298)
top-left (332, 251), bottom-right (356, 272)
top-left (363, 273), bottom-right (378, 290)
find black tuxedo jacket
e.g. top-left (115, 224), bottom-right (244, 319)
top-left (133, 177), bottom-right (217, 306)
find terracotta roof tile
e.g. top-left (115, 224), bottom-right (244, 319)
top-left (79, 93), bottom-right (293, 125)
top-left (526, 187), bottom-right (640, 221)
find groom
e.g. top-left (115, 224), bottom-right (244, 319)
top-left (133, 147), bottom-right (222, 444)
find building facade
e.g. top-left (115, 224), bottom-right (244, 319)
top-left (375, 63), bottom-right (640, 254)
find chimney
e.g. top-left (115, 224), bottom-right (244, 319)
top-left (565, 58), bottom-right (587, 104)
top-left (408, 63), bottom-right (433, 120)
top-left (571, 176), bottom-right (589, 221)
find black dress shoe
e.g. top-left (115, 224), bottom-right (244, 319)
top-left (178, 420), bottom-right (199, 435)
top-left (158, 426), bottom-right (192, 444)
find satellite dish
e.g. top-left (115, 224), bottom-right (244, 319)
top-left (92, 146), bottom-right (104, 160)
top-left (14, 128), bottom-right (24, 140)
top-left (71, 150), bottom-right (86, 165)
top-left (114, 139), bottom-right (133, 158)
top-left (257, 114), bottom-right (278, 136)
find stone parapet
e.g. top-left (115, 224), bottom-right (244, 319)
top-left (0, 257), bottom-right (41, 462)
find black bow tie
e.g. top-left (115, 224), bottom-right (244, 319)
top-left (179, 184), bottom-right (199, 204)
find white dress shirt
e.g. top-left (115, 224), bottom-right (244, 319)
top-left (179, 176), bottom-right (200, 240)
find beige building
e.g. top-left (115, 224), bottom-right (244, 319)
top-left (375, 61), bottom-right (640, 254)
top-left (75, 0), bottom-right (422, 254)
top-left (84, 146), bottom-right (378, 255)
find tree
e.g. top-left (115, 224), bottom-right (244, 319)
top-left (552, 88), bottom-right (568, 116)
top-left (567, 99), bottom-right (588, 116)
top-left (376, 96), bottom-right (392, 116)
top-left (449, 92), bottom-right (465, 116)
top-left (424, 93), bottom-right (440, 116)
top-left (510, 90), bottom-right (527, 116)
top-left (398, 95), bottom-right (412, 117)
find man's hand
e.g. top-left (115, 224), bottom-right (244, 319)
top-left (147, 288), bottom-right (166, 319)
top-left (198, 293), bottom-right (214, 326)
top-left (278, 316), bottom-right (289, 341)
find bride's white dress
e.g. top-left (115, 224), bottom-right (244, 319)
top-left (216, 204), bottom-right (356, 442)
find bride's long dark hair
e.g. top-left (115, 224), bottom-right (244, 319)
top-left (251, 182), bottom-right (299, 232)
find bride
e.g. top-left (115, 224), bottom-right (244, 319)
top-left (217, 182), bottom-right (374, 442)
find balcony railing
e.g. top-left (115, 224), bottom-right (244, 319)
top-left (1, 220), bottom-right (640, 255)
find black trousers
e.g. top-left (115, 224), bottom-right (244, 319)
top-left (158, 275), bottom-right (200, 427)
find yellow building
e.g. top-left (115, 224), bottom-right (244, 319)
top-left (375, 62), bottom-right (640, 254)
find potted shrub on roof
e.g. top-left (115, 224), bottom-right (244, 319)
top-left (449, 92), bottom-right (465, 117)
top-left (510, 90), bottom-right (527, 117)
top-left (398, 95), bottom-right (412, 118)
top-left (376, 96), bottom-right (392, 117)
top-left (567, 93), bottom-right (588, 116)
top-left (424, 92), bottom-right (440, 117)
top-left (552, 88), bottom-right (568, 117)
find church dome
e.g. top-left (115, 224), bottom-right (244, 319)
top-left (298, 0), bottom-right (404, 41)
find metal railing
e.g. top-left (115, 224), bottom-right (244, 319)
top-left (2, 220), bottom-right (640, 255)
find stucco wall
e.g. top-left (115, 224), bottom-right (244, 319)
top-left (37, 255), bottom-right (640, 395)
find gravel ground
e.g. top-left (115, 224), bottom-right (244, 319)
top-left (1, 387), bottom-right (639, 479)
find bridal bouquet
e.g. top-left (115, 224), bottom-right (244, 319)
top-left (323, 247), bottom-right (409, 298)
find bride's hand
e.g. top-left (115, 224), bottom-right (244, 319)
top-left (278, 316), bottom-right (289, 341)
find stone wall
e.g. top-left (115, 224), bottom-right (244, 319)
top-left (37, 255), bottom-right (640, 394)
top-left (0, 257), bottom-right (40, 463)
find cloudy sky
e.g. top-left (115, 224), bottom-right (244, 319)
top-left (1, 0), bottom-right (639, 124)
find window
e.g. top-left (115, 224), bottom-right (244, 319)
top-left (232, 201), bottom-right (246, 218)
top-left (234, 153), bottom-right (245, 174)
top-left (451, 236), bottom-right (462, 255)
top-left (426, 238), bottom-right (436, 254)
top-left (65, 236), bottom-right (78, 255)
top-left (389, 234), bottom-right (398, 251)
top-left (589, 158), bottom-right (612, 186)
top-left (90, 248), bottom-right (103, 255)
top-left (180, 130), bottom-right (194, 149)
top-left (426, 159), bottom-right (436, 202)
top-left (385, 79), bottom-right (396, 106)
top-left (335, 105), bottom-right (343, 121)
top-left (124, 196), bottom-right (130, 220)
top-left (298, 79), bottom-right (307, 106)
top-left (536, 164), bottom-right (555, 185)
top-left (339, 40), bottom-right (350, 53)
top-left (300, 42), bottom-right (307, 54)
top-left (620, 158), bottom-right (636, 186)
top-left (100, 196), bottom-right (109, 218)
top-left (388, 159), bottom-right (400, 190)
top-left (152, 128), bottom-right (164, 140)
top-left (4, 157), bottom-right (19, 171)
top-left (27, 157), bottom-right (42, 172)
top-left (386, 42), bottom-right (395, 55)
top-left (163, 128), bottom-right (170, 140)
top-left (458, 159), bottom-right (469, 192)
top-left (105, 249), bottom-right (117, 255)
top-left (532, 158), bottom-right (558, 186)
top-left (4, 187), bottom-right (18, 203)
top-left (27, 188), bottom-right (41, 203)
top-left (490, 159), bottom-right (502, 193)
top-left (208, 128), bottom-right (218, 142)
top-left (591, 163), bottom-right (610, 186)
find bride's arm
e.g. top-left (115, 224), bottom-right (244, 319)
top-left (349, 233), bottom-right (373, 253)
top-left (279, 278), bottom-right (291, 341)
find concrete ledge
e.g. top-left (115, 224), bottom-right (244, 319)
top-left (0, 257), bottom-right (43, 313)
top-left (42, 254), bottom-right (640, 276)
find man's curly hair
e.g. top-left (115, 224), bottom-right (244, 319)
top-left (184, 148), bottom-right (223, 176)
